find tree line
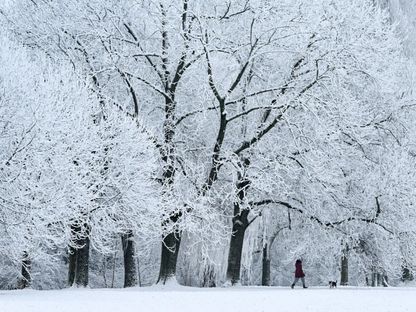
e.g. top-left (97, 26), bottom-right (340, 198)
top-left (0, 0), bottom-right (415, 288)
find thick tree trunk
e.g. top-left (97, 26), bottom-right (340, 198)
top-left (340, 255), bottom-right (348, 286)
top-left (262, 244), bottom-right (271, 286)
top-left (122, 231), bottom-right (138, 288)
top-left (18, 251), bottom-right (31, 289)
top-left (157, 232), bottom-right (181, 284)
top-left (68, 224), bottom-right (90, 287)
top-left (157, 93), bottom-right (182, 285)
top-left (67, 245), bottom-right (77, 286)
top-left (226, 210), bottom-right (248, 285)
top-left (340, 243), bottom-right (349, 286)
top-left (74, 235), bottom-right (90, 287)
top-left (68, 224), bottom-right (80, 287)
top-left (225, 164), bottom-right (251, 286)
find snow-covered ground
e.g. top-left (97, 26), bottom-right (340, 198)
top-left (1, 286), bottom-right (415, 312)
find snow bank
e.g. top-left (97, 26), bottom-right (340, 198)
top-left (0, 287), bottom-right (415, 312)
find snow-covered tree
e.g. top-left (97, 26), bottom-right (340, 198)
top-left (0, 36), bottom-right (163, 288)
top-left (0, 0), bottom-right (415, 288)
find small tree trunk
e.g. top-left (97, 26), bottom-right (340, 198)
top-left (111, 252), bottom-right (117, 288)
top-left (262, 243), bottom-right (271, 286)
top-left (137, 255), bottom-right (142, 287)
top-left (157, 232), bottom-right (181, 284)
top-left (382, 275), bottom-right (389, 287)
top-left (371, 271), bottom-right (377, 287)
top-left (340, 255), bottom-right (348, 286)
top-left (202, 265), bottom-right (216, 287)
top-left (18, 251), bottom-right (31, 289)
top-left (377, 273), bottom-right (382, 287)
top-left (68, 224), bottom-right (80, 287)
top-left (75, 235), bottom-right (90, 287)
top-left (67, 245), bottom-right (77, 286)
top-left (122, 230), bottom-right (138, 288)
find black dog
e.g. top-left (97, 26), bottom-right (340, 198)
top-left (329, 281), bottom-right (337, 288)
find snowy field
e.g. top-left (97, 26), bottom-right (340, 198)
top-left (1, 286), bottom-right (415, 312)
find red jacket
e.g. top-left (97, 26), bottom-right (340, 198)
top-left (295, 260), bottom-right (305, 278)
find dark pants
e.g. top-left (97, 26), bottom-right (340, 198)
top-left (292, 277), bottom-right (306, 287)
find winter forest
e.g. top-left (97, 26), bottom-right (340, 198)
top-left (1, 0), bottom-right (416, 299)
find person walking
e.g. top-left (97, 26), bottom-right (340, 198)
top-left (291, 259), bottom-right (308, 288)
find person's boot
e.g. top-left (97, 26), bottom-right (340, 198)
top-left (291, 284), bottom-right (294, 289)
top-left (303, 285), bottom-right (308, 288)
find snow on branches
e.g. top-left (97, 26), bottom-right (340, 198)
top-left (0, 0), bottom-right (415, 287)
